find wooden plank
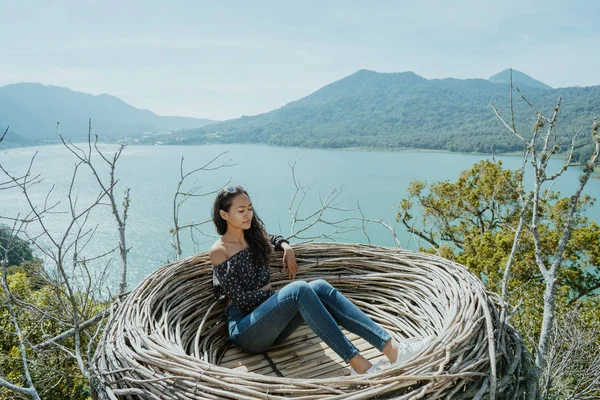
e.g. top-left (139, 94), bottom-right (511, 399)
top-left (217, 326), bottom-right (389, 379)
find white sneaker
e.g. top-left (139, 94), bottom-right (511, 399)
top-left (349, 359), bottom-right (389, 375)
top-left (391, 335), bottom-right (434, 366)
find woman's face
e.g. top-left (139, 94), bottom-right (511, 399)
top-left (220, 193), bottom-right (254, 231)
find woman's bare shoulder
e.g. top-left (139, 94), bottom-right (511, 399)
top-left (208, 241), bottom-right (228, 266)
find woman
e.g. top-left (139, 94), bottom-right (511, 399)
top-left (209, 184), bottom-right (431, 375)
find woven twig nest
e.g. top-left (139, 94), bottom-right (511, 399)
top-left (92, 243), bottom-right (533, 399)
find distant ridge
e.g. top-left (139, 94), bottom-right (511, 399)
top-left (0, 82), bottom-right (217, 144)
top-left (2, 70), bottom-right (598, 161)
top-left (488, 69), bottom-right (552, 90)
top-left (169, 69), bottom-right (599, 156)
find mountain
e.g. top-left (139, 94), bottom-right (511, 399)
top-left (0, 83), bottom-right (217, 145)
top-left (3, 71), bottom-right (598, 158)
top-left (488, 69), bottom-right (552, 90)
top-left (0, 127), bottom-right (33, 148)
top-left (166, 69), bottom-right (599, 155)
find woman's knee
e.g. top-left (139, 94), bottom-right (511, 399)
top-left (309, 279), bottom-right (334, 296)
top-left (285, 280), bottom-right (312, 294)
top-left (281, 280), bottom-right (319, 305)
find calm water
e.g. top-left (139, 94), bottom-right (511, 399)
top-left (1, 144), bottom-right (598, 290)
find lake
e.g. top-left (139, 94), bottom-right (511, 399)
top-left (1, 144), bottom-right (598, 290)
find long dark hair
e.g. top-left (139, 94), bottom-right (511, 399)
top-left (212, 187), bottom-right (272, 266)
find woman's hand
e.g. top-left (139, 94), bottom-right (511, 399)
top-left (281, 242), bottom-right (297, 279)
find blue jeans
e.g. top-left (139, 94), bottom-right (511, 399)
top-left (226, 279), bottom-right (391, 363)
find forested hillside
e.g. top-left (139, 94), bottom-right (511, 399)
top-left (3, 71), bottom-right (598, 159)
top-left (169, 69), bottom-right (599, 157)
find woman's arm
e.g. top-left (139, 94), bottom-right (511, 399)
top-left (268, 234), bottom-right (288, 250)
top-left (280, 242), bottom-right (297, 279)
top-left (209, 245), bottom-right (228, 266)
top-left (267, 234), bottom-right (298, 279)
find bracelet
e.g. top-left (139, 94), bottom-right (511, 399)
top-left (274, 236), bottom-right (289, 251)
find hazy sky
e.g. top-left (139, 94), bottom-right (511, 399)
top-left (1, 0), bottom-right (598, 120)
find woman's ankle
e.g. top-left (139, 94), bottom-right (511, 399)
top-left (348, 354), bottom-right (372, 374)
top-left (382, 338), bottom-right (399, 363)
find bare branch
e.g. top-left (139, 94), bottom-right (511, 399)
top-left (0, 126), bottom-right (8, 144)
top-left (509, 69), bottom-right (517, 134)
top-left (491, 102), bottom-right (526, 143)
top-left (396, 208), bottom-right (440, 249)
top-left (285, 161), bottom-right (366, 242)
top-left (35, 309), bottom-right (111, 350)
top-left (0, 132), bottom-right (125, 396)
top-left (0, 375), bottom-right (40, 400)
top-left (171, 152), bottom-right (236, 259)
top-left (58, 119), bottom-right (131, 294)
top-left (540, 305), bottom-right (600, 399)
top-left (1, 252), bottom-right (41, 399)
top-left (497, 85), bottom-right (599, 393)
top-left (355, 202), bottom-right (402, 247)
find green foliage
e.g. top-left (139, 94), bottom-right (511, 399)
top-left (400, 160), bottom-right (522, 249)
top-left (0, 225), bottom-right (33, 267)
top-left (1, 260), bottom-right (105, 399)
top-left (398, 160), bottom-right (600, 395)
top-left (399, 160), bottom-right (600, 302)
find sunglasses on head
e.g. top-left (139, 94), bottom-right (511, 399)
top-left (222, 184), bottom-right (246, 194)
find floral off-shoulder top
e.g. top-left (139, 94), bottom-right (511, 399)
top-left (212, 235), bottom-right (288, 314)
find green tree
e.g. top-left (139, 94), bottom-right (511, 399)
top-left (399, 160), bottom-right (600, 301)
top-left (398, 159), bottom-right (600, 397)
top-left (1, 263), bottom-right (104, 400)
top-left (0, 225), bottom-right (33, 267)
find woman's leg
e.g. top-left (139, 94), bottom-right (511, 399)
top-left (229, 280), bottom-right (360, 363)
top-left (308, 279), bottom-right (391, 352)
top-left (272, 313), bottom-right (304, 345)
top-left (265, 280), bottom-right (393, 349)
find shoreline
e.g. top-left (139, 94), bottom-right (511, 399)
top-left (0, 139), bottom-right (521, 158)
top-left (5, 140), bottom-right (597, 164)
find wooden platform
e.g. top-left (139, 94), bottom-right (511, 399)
top-left (218, 324), bottom-right (387, 379)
